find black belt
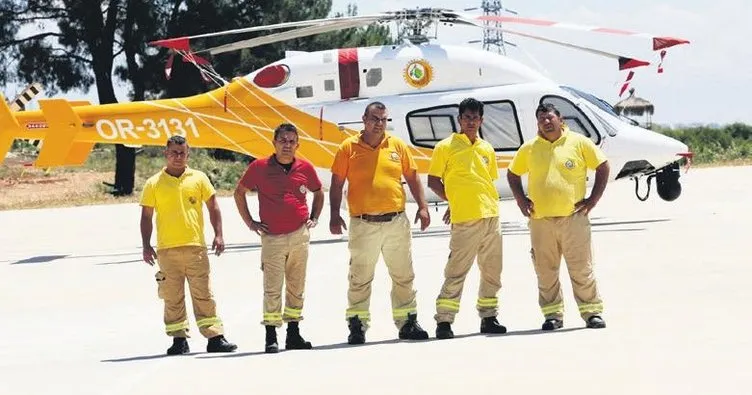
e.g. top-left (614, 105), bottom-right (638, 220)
top-left (355, 211), bottom-right (403, 222)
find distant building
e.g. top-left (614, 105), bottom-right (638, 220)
top-left (613, 88), bottom-right (654, 129)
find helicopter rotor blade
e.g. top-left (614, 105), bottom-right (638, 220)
top-left (149, 13), bottom-right (390, 51)
top-left (456, 15), bottom-right (651, 69)
top-left (202, 17), bottom-right (383, 55)
top-left (473, 14), bottom-right (690, 50)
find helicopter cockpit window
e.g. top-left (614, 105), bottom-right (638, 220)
top-left (478, 101), bottom-right (523, 151)
top-left (406, 106), bottom-right (458, 148)
top-left (540, 95), bottom-right (600, 145)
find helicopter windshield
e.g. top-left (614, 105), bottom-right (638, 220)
top-left (560, 86), bottom-right (620, 117)
top-left (561, 86), bottom-right (629, 137)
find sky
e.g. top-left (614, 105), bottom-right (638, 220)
top-left (5, 0), bottom-right (749, 127)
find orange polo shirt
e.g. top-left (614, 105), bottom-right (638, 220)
top-left (331, 132), bottom-right (417, 217)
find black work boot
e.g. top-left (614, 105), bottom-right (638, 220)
top-left (206, 335), bottom-right (237, 353)
top-left (542, 318), bottom-right (564, 331)
top-left (480, 316), bottom-right (507, 334)
top-left (166, 337), bottom-right (189, 355)
top-left (436, 322), bottom-right (454, 339)
top-left (347, 316), bottom-right (366, 345)
top-left (265, 325), bottom-right (279, 353)
top-left (586, 315), bottom-right (606, 329)
top-left (398, 313), bottom-right (429, 340)
top-left (285, 321), bottom-right (313, 350)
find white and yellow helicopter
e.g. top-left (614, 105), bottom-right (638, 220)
top-left (0, 8), bottom-right (691, 202)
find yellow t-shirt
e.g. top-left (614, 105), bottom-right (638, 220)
top-left (508, 128), bottom-right (607, 219)
top-left (139, 167), bottom-right (216, 250)
top-left (331, 132), bottom-right (417, 216)
top-left (428, 133), bottom-right (500, 224)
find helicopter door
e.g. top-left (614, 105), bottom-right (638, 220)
top-left (540, 95), bottom-right (601, 145)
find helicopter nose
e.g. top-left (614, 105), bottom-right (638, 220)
top-left (602, 126), bottom-right (690, 171)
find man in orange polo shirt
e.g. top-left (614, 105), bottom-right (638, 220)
top-left (140, 135), bottom-right (237, 355)
top-left (329, 101), bottom-right (431, 344)
top-left (234, 123), bottom-right (324, 353)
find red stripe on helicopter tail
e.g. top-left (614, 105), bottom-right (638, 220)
top-left (618, 57), bottom-right (650, 70)
top-left (338, 48), bottom-right (360, 100)
top-left (653, 37), bottom-right (690, 50)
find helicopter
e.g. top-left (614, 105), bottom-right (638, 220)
top-left (0, 8), bottom-right (691, 203)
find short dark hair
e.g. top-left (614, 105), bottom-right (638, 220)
top-left (535, 103), bottom-right (561, 118)
top-left (459, 98), bottom-right (484, 117)
top-left (273, 123), bottom-right (298, 141)
top-left (364, 101), bottom-right (387, 117)
top-left (166, 135), bottom-right (186, 147)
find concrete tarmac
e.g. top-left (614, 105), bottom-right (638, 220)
top-left (0, 166), bottom-right (749, 395)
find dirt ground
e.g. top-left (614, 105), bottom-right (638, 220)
top-left (0, 159), bottom-right (237, 210)
top-left (0, 165), bottom-right (136, 210)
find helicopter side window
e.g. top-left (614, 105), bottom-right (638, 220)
top-left (296, 86), bottom-right (313, 98)
top-left (540, 95), bottom-right (600, 145)
top-left (406, 106), bottom-right (458, 148)
top-left (478, 101), bottom-right (523, 151)
top-left (366, 68), bottom-right (382, 87)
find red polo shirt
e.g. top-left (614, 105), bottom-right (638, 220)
top-left (239, 155), bottom-right (322, 235)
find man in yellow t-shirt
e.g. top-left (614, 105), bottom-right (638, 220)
top-left (329, 101), bottom-right (431, 345)
top-left (507, 103), bottom-right (610, 331)
top-left (140, 135), bottom-right (237, 355)
top-left (427, 98), bottom-right (507, 339)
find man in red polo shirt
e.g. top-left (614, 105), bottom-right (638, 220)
top-left (234, 123), bottom-right (324, 353)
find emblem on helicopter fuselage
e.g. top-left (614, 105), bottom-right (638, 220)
top-left (403, 59), bottom-right (433, 89)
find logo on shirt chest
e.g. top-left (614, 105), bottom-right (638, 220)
top-left (481, 156), bottom-right (490, 165)
top-left (188, 196), bottom-right (198, 205)
top-left (389, 151), bottom-right (400, 162)
top-left (564, 159), bottom-right (574, 169)
top-left (299, 184), bottom-right (307, 194)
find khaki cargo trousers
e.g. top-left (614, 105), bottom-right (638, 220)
top-left (528, 212), bottom-right (603, 321)
top-left (346, 212), bottom-right (418, 330)
top-left (435, 216), bottom-right (503, 323)
top-left (155, 246), bottom-right (224, 338)
top-left (259, 225), bottom-right (311, 327)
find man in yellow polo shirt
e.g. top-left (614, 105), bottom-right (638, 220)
top-left (507, 102), bottom-right (610, 331)
top-left (140, 135), bottom-right (237, 355)
top-left (427, 97), bottom-right (508, 339)
top-left (329, 101), bottom-right (431, 345)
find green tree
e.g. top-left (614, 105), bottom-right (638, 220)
top-left (0, 0), bottom-right (391, 195)
top-left (0, 0), bottom-right (165, 195)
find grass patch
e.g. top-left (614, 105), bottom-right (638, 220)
top-left (655, 123), bottom-right (752, 164)
top-left (80, 145), bottom-right (252, 194)
top-left (1, 145), bottom-right (251, 210)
